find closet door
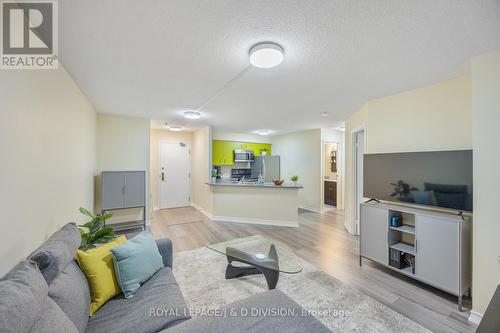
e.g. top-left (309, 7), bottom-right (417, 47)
top-left (102, 172), bottom-right (125, 210)
top-left (124, 171), bottom-right (145, 208)
top-left (416, 215), bottom-right (459, 293)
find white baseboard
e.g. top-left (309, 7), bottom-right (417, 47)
top-left (298, 205), bottom-right (321, 214)
top-left (190, 202), bottom-right (299, 227)
top-left (153, 206), bottom-right (160, 211)
top-left (468, 310), bottom-right (483, 325)
top-left (212, 215), bottom-right (299, 227)
top-left (190, 202), bottom-right (214, 219)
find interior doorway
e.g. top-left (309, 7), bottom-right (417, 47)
top-left (352, 129), bottom-right (365, 235)
top-left (159, 142), bottom-right (191, 209)
top-left (323, 142), bottom-right (339, 211)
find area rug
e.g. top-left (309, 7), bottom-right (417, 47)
top-left (173, 236), bottom-right (430, 333)
top-left (160, 207), bottom-right (204, 226)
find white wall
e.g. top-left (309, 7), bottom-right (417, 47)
top-left (0, 66), bottom-right (96, 276)
top-left (150, 129), bottom-right (193, 211)
top-left (272, 129), bottom-right (322, 212)
top-left (191, 126), bottom-right (213, 214)
top-left (96, 114), bottom-right (150, 223)
top-left (367, 75), bottom-right (472, 153)
top-left (471, 50), bottom-right (500, 315)
top-left (344, 76), bottom-right (472, 234)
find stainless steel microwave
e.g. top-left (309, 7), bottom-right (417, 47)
top-left (234, 150), bottom-right (255, 163)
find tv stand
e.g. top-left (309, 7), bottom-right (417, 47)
top-left (359, 201), bottom-right (471, 311)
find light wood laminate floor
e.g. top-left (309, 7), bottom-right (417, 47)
top-left (150, 207), bottom-right (476, 333)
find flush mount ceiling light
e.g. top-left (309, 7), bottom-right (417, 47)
top-left (169, 125), bottom-right (183, 132)
top-left (249, 42), bottom-right (284, 68)
top-left (256, 129), bottom-right (270, 136)
top-left (184, 111), bottom-right (201, 119)
top-left (320, 112), bottom-right (329, 117)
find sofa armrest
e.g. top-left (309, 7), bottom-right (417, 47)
top-left (155, 238), bottom-right (173, 268)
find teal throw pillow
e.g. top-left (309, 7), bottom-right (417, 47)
top-left (110, 231), bottom-right (164, 298)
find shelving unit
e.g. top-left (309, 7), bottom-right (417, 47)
top-left (359, 201), bottom-right (471, 311)
top-left (389, 225), bottom-right (415, 234)
top-left (389, 242), bottom-right (415, 256)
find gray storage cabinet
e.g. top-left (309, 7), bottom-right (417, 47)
top-left (359, 201), bottom-right (471, 311)
top-left (100, 171), bottom-right (146, 230)
top-left (360, 205), bottom-right (388, 265)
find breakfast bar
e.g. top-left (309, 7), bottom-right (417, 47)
top-left (206, 180), bottom-right (303, 227)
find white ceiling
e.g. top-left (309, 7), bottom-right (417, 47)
top-left (59, 1), bottom-right (500, 135)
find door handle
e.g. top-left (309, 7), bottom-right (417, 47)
top-left (161, 172), bottom-right (165, 181)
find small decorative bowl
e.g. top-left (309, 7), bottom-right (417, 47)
top-left (272, 179), bottom-right (285, 186)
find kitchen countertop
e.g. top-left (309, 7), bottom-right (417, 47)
top-left (207, 180), bottom-right (303, 189)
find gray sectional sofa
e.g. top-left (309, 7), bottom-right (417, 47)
top-left (0, 223), bottom-right (330, 333)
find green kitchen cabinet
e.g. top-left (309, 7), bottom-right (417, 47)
top-left (212, 140), bottom-right (224, 165)
top-left (246, 143), bottom-right (258, 155)
top-left (253, 143), bottom-right (272, 156)
top-left (212, 140), bottom-right (272, 165)
top-left (212, 140), bottom-right (234, 165)
top-left (221, 142), bottom-right (234, 165)
top-left (262, 143), bottom-right (272, 156)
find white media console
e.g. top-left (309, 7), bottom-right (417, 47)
top-left (359, 201), bottom-right (471, 311)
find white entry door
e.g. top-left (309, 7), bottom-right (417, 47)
top-left (159, 142), bottom-right (191, 209)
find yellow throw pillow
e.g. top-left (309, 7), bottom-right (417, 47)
top-left (76, 235), bottom-right (127, 315)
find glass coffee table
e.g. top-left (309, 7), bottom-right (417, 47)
top-left (206, 236), bottom-right (303, 290)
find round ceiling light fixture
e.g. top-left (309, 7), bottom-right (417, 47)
top-left (249, 42), bottom-right (284, 68)
top-left (256, 129), bottom-right (270, 136)
top-left (320, 112), bottom-right (329, 117)
top-left (168, 125), bottom-right (183, 132)
top-left (183, 111), bottom-right (201, 119)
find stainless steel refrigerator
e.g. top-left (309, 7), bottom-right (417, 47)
top-left (250, 156), bottom-right (280, 182)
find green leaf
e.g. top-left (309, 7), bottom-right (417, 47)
top-left (78, 207), bottom-right (117, 251)
top-left (79, 207), bottom-right (95, 219)
top-left (99, 211), bottom-right (113, 221)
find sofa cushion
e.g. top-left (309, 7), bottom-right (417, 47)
top-left (111, 231), bottom-right (164, 298)
top-left (86, 267), bottom-right (190, 333)
top-left (165, 289), bottom-right (331, 333)
top-left (0, 261), bottom-right (48, 333)
top-left (29, 223), bottom-right (81, 284)
top-left (30, 297), bottom-right (79, 333)
top-left (48, 260), bottom-right (91, 332)
top-left (76, 235), bottom-right (127, 315)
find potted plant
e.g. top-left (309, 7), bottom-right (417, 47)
top-left (260, 148), bottom-right (268, 156)
top-left (291, 175), bottom-right (299, 185)
top-left (211, 170), bottom-right (218, 183)
top-left (77, 208), bottom-right (115, 251)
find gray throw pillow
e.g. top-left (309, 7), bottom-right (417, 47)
top-left (29, 223), bottom-right (81, 284)
top-left (0, 261), bottom-right (48, 333)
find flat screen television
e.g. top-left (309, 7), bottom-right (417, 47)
top-left (363, 150), bottom-right (473, 212)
